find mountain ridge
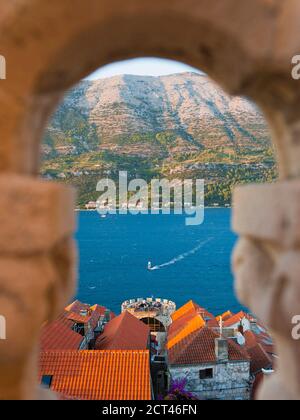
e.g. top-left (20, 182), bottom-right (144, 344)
top-left (42, 72), bottom-right (276, 207)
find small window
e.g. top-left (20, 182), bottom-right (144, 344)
top-left (41, 375), bottom-right (53, 388)
top-left (199, 368), bottom-right (213, 380)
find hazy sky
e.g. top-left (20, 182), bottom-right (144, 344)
top-left (87, 57), bottom-right (201, 80)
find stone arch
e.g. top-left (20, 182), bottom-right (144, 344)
top-left (0, 0), bottom-right (300, 400)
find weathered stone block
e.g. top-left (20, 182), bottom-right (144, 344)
top-left (232, 181), bottom-right (300, 247)
top-left (0, 255), bottom-right (57, 363)
top-left (0, 175), bottom-right (76, 255)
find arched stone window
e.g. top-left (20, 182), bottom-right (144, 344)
top-left (0, 0), bottom-right (300, 400)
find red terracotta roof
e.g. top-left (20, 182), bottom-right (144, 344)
top-left (90, 304), bottom-right (115, 319)
top-left (167, 301), bottom-right (218, 349)
top-left (197, 308), bottom-right (219, 328)
top-left (168, 327), bottom-right (250, 365)
top-left (244, 329), bottom-right (275, 356)
top-left (168, 311), bottom-right (200, 338)
top-left (172, 301), bottom-right (218, 326)
top-left (216, 310), bottom-right (233, 322)
top-left (171, 300), bottom-right (201, 321)
top-left (247, 344), bottom-right (273, 375)
top-left (223, 311), bottom-right (251, 327)
top-left (95, 311), bottom-right (150, 350)
top-left (40, 301), bottom-right (114, 351)
top-left (167, 312), bottom-right (205, 349)
top-left (39, 350), bottom-right (151, 400)
top-left (66, 312), bottom-right (92, 324)
top-left (40, 313), bottom-right (83, 351)
top-left (65, 300), bottom-right (90, 313)
top-left (244, 330), bottom-right (258, 348)
top-left (243, 330), bottom-right (274, 374)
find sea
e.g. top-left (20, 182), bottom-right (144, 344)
top-left (75, 209), bottom-right (246, 316)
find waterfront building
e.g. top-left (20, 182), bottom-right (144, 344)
top-left (168, 326), bottom-right (251, 400)
top-left (85, 201), bottom-right (97, 210)
top-left (166, 301), bottom-right (275, 400)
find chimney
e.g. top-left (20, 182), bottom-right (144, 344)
top-left (215, 338), bottom-right (229, 362)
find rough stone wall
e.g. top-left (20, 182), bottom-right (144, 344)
top-left (232, 181), bottom-right (300, 400)
top-left (170, 362), bottom-right (250, 400)
top-left (0, 0), bottom-right (300, 399)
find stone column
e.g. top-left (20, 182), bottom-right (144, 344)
top-left (0, 175), bottom-right (76, 399)
top-left (232, 180), bottom-right (300, 400)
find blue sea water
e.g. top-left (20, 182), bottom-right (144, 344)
top-left (75, 209), bottom-right (244, 316)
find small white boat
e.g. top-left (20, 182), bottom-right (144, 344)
top-left (100, 214), bottom-right (107, 219)
top-left (148, 261), bottom-right (152, 270)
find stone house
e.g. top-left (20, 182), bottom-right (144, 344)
top-left (168, 327), bottom-right (251, 400)
top-left (40, 300), bottom-right (115, 351)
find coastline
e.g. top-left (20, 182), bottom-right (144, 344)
top-left (75, 206), bottom-right (232, 212)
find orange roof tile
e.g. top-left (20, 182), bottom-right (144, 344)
top-left (167, 301), bottom-right (218, 349)
top-left (39, 350), bottom-right (151, 400)
top-left (247, 344), bottom-right (273, 375)
top-left (254, 330), bottom-right (275, 355)
top-left (243, 330), bottom-right (274, 373)
top-left (95, 311), bottom-right (150, 350)
top-left (244, 328), bottom-right (275, 355)
top-left (223, 311), bottom-right (251, 327)
top-left (167, 313), bottom-right (205, 349)
top-left (66, 310), bottom-right (100, 329)
top-left (40, 301), bottom-right (114, 351)
top-left (40, 313), bottom-right (83, 351)
top-left (168, 327), bottom-right (250, 365)
top-left (244, 330), bottom-right (258, 348)
top-left (65, 300), bottom-right (90, 313)
top-left (216, 310), bottom-right (233, 322)
top-left (66, 311), bottom-right (92, 324)
top-left (90, 304), bottom-right (116, 319)
top-left (171, 300), bottom-right (200, 322)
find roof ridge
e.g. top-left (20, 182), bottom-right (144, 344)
top-left (40, 349), bottom-right (150, 355)
top-left (170, 326), bottom-right (218, 363)
top-left (113, 310), bottom-right (128, 336)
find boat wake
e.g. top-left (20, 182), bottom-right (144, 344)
top-left (149, 237), bottom-right (213, 271)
